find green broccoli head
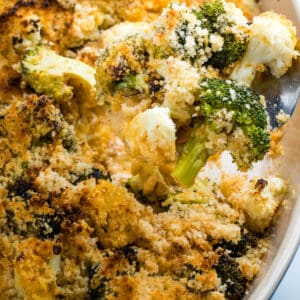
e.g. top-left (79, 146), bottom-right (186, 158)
top-left (207, 34), bottom-right (248, 69)
top-left (198, 78), bottom-right (270, 167)
top-left (89, 246), bottom-right (140, 298)
top-left (193, 0), bottom-right (226, 30)
top-left (150, 3), bottom-right (211, 66)
top-left (96, 37), bottom-right (151, 105)
top-left (21, 46), bottom-right (96, 105)
top-left (198, 78), bottom-right (267, 130)
top-left (30, 212), bottom-right (63, 240)
top-left (215, 254), bottom-right (247, 299)
top-left (214, 228), bottom-right (259, 257)
top-left (194, 0), bottom-right (249, 69)
top-left (173, 78), bottom-right (270, 187)
top-left (5, 209), bottom-right (62, 239)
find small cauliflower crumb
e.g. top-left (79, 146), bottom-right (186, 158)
top-left (276, 109), bottom-right (290, 125)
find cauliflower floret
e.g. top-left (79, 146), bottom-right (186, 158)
top-left (124, 107), bottom-right (176, 165)
top-left (230, 11), bottom-right (298, 86)
top-left (221, 175), bottom-right (288, 232)
top-left (99, 21), bottom-right (151, 48)
top-left (124, 107), bottom-right (176, 196)
top-left (153, 57), bottom-right (200, 125)
top-left (70, 2), bottom-right (104, 42)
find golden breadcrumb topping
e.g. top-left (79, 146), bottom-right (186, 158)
top-left (0, 1), bottom-right (294, 300)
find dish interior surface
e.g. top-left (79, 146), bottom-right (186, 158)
top-left (245, 1), bottom-right (300, 298)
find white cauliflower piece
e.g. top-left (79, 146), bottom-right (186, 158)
top-left (124, 107), bottom-right (176, 165)
top-left (152, 57), bottom-right (200, 125)
top-left (99, 22), bottom-right (151, 48)
top-left (231, 11), bottom-right (298, 86)
top-left (71, 2), bottom-right (104, 42)
top-left (221, 175), bottom-right (288, 232)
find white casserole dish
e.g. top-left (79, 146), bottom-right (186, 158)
top-left (245, 0), bottom-right (300, 298)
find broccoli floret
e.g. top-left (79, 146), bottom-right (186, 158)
top-left (207, 34), bottom-right (247, 70)
top-left (5, 210), bottom-right (28, 236)
top-left (215, 254), bottom-right (247, 299)
top-left (0, 95), bottom-right (77, 160)
top-left (215, 229), bottom-right (259, 257)
top-left (89, 245), bottom-right (140, 298)
top-left (95, 1), bottom-right (248, 110)
top-left (193, 0), bottom-right (226, 30)
top-left (21, 46), bottom-right (96, 104)
top-left (96, 37), bottom-right (151, 105)
top-left (151, 1), bottom-right (246, 67)
top-left (28, 95), bottom-right (77, 150)
top-left (30, 212), bottom-right (62, 240)
top-left (5, 206), bottom-right (62, 240)
top-left (151, 3), bottom-right (211, 66)
top-left (194, 0), bottom-right (249, 69)
top-left (173, 78), bottom-right (270, 187)
top-left (8, 179), bottom-right (35, 199)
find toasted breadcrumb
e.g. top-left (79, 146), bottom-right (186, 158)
top-left (0, 1), bottom-right (292, 300)
top-left (269, 125), bottom-right (288, 158)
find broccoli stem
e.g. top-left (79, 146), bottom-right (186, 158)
top-left (173, 136), bottom-right (209, 187)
